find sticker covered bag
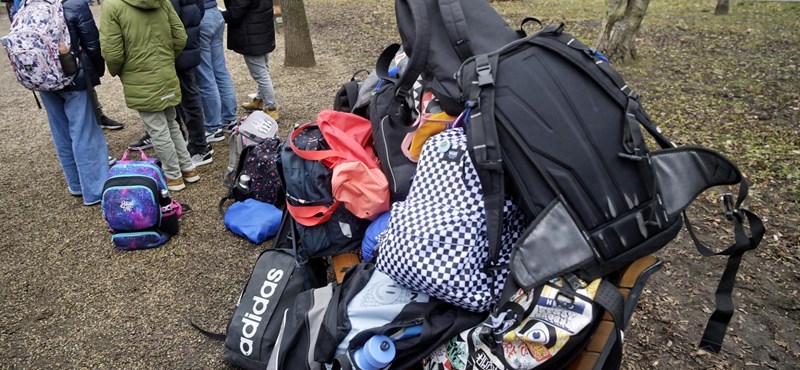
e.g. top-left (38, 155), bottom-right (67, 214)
top-left (424, 277), bottom-right (603, 370)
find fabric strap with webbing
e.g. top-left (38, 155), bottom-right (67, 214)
top-left (378, 0), bottom-right (430, 127)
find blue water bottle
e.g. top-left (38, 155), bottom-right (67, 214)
top-left (353, 335), bottom-right (396, 370)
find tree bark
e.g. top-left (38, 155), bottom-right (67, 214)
top-left (281, 0), bottom-right (316, 67)
top-left (715, 0), bottom-right (730, 15)
top-left (596, 0), bottom-right (651, 65)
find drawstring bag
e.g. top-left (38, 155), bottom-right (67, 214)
top-left (224, 199), bottom-right (282, 244)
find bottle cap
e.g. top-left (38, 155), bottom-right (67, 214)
top-left (239, 174), bottom-right (251, 187)
top-left (354, 335), bottom-right (395, 370)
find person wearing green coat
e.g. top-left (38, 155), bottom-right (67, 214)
top-left (100, 0), bottom-right (200, 191)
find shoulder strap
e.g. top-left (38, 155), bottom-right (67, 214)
top-left (188, 319), bottom-right (226, 341)
top-left (218, 144), bottom-right (256, 215)
top-left (437, 0), bottom-right (472, 61)
top-left (687, 180), bottom-right (764, 353)
top-left (463, 53), bottom-right (505, 263)
top-left (385, 0), bottom-right (430, 122)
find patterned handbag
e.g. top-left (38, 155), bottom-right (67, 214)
top-left (375, 128), bottom-right (526, 312)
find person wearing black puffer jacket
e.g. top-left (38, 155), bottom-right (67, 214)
top-left (128, 0), bottom-right (214, 167)
top-left (222, 0), bottom-right (280, 121)
top-left (38, 0), bottom-right (110, 205)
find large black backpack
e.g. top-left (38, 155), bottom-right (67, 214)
top-left (457, 23), bottom-right (765, 353)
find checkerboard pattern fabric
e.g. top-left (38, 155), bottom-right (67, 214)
top-left (375, 128), bottom-right (526, 312)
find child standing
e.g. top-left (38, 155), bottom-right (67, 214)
top-left (100, 0), bottom-right (199, 191)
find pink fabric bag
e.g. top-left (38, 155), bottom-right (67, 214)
top-left (289, 110), bottom-right (390, 223)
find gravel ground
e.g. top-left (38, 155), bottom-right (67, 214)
top-left (0, 0), bottom-right (797, 369)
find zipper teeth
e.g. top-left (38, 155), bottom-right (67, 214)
top-left (380, 115), bottom-right (398, 192)
top-left (114, 162), bottom-right (167, 189)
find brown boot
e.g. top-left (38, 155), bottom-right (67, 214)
top-left (182, 169), bottom-right (200, 183)
top-left (264, 107), bottom-right (280, 121)
top-left (241, 98), bottom-right (264, 110)
top-left (167, 177), bottom-right (185, 191)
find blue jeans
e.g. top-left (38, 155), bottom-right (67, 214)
top-left (243, 54), bottom-right (277, 109)
top-left (40, 90), bottom-right (110, 205)
top-left (196, 8), bottom-right (237, 132)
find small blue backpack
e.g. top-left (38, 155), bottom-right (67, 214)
top-left (102, 149), bottom-right (180, 250)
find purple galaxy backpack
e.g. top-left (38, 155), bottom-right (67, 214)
top-left (102, 149), bottom-right (180, 250)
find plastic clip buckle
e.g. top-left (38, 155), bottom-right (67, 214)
top-left (722, 193), bottom-right (743, 222)
top-left (476, 63), bottom-right (494, 87)
top-left (394, 87), bottom-right (409, 101)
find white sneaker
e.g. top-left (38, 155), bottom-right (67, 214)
top-left (108, 156), bottom-right (117, 166)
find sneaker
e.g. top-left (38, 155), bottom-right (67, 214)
top-left (222, 120), bottom-right (238, 133)
top-left (99, 115), bottom-right (124, 130)
top-left (167, 177), bottom-right (186, 191)
top-left (191, 150), bottom-right (213, 167)
top-left (182, 169), bottom-right (200, 183)
top-left (108, 155), bottom-right (117, 166)
top-left (129, 133), bottom-right (153, 150)
top-left (264, 107), bottom-right (280, 122)
top-left (205, 128), bottom-right (225, 143)
top-left (241, 98), bottom-right (264, 111)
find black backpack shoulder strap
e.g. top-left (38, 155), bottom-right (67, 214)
top-left (188, 319), bottom-right (227, 341)
top-left (388, 0), bottom-right (430, 119)
top-left (463, 52), bottom-right (505, 263)
top-left (688, 180), bottom-right (764, 353)
top-left (437, 0), bottom-right (472, 61)
top-left (218, 144), bottom-right (255, 215)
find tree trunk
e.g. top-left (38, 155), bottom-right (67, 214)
top-left (715, 0), bottom-right (730, 15)
top-left (596, 0), bottom-right (651, 65)
top-left (281, 0), bottom-right (316, 67)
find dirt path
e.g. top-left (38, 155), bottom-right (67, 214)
top-left (0, 0), bottom-right (797, 369)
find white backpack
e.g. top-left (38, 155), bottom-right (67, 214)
top-left (2, 0), bottom-right (75, 91)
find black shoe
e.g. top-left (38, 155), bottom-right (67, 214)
top-left (222, 120), bottom-right (237, 133)
top-left (100, 115), bottom-right (124, 130)
top-left (190, 150), bottom-right (213, 167)
top-left (205, 128), bottom-right (225, 143)
top-left (129, 133), bottom-right (153, 150)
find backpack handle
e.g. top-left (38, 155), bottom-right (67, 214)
top-left (289, 122), bottom-right (346, 164)
top-left (350, 68), bottom-right (370, 82)
top-left (121, 147), bottom-right (149, 161)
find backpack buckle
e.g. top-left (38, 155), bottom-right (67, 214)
top-left (394, 87), bottom-right (409, 101)
top-left (476, 61), bottom-right (494, 87)
top-left (722, 193), bottom-right (743, 222)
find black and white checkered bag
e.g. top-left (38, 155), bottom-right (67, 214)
top-left (375, 128), bottom-right (526, 312)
